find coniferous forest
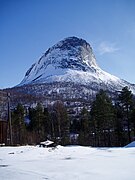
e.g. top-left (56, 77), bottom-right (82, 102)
top-left (9, 86), bottom-right (135, 147)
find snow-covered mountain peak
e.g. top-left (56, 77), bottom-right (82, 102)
top-left (20, 36), bottom-right (99, 85)
top-left (18, 37), bottom-right (135, 94)
top-left (50, 36), bottom-right (98, 68)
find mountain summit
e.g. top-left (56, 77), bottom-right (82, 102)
top-left (20, 36), bottom-right (98, 85)
top-left (19, 37), bottom-right (135, 94)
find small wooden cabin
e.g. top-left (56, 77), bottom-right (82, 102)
top-left (39, 140), bottom-right (55, 148)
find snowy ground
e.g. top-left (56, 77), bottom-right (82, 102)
top-left (0, 145), bottom-right (135, 180)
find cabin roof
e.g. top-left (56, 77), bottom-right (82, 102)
top-left (40, 140), bottom-right (54, 146)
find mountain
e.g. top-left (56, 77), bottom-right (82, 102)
top-left (18, 36), bottom-right (135, 95)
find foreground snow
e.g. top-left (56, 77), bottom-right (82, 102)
top-left (0, 145), bottom-right (135, 180)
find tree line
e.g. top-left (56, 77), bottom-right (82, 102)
top-left (11, 101), bottom-right (69, 146)
top-left (10, 86), bottom-right (135, 147)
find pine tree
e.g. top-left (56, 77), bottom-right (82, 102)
top-left (114, 103), bottom-right (125, 146)
top-left (79, 107), bottom-right (90, 145)
top-left (52, 101), bottom-right (70, 145)
top-left (90, 90), bottom-right (115, 146)
top-left (130, 103), bottom-right (135, 137)
top-left (35, 103), bottom-right (45, 142)
top-left (28, 103), bottom-right (45, 143)
top-left (43, 107), bottom-right (51, 140)
top-left (12, 103), bottom-right (26, 145)
top-left (118, 86), bottom-right (133, 143)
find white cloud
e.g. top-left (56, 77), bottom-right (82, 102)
top-left (98, 41), bottom-right (119, 55)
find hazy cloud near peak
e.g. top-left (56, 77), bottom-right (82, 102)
top-left (98, 41), bottom-right (119, 55)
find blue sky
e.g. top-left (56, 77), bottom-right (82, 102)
top-left (0, 0), bottom-right (135, 88)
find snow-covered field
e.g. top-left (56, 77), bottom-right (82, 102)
top-left (0, 145), bottom-right (135, 180)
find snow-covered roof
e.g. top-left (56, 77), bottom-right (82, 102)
top-left (125, 141), bottom-right (135, 148)
top-left (40, 140), bottom-right (54, 146)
